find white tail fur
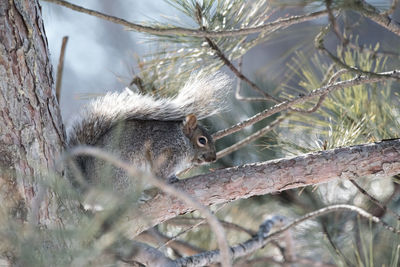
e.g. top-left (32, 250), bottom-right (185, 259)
top-left (67, 71), bottom-right (231, 146)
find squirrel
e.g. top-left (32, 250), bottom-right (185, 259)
top-left (66, 72), bottom-right (231, 191)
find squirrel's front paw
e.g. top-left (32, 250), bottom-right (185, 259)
top-left (167, 175), bottom-right (179, 184)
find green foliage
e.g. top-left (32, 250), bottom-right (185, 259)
top-left (279, 42), bottom-right (399, 155)
top-left (270, 37), bottom-right (400, 265)
top-left (134, 0), bottom-right (274, 95)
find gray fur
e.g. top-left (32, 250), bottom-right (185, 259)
top-left (67, 72), bottom-right (231, 146)
top-left (80, 120), bottom-right (194, 191)
top-left (66, 71), bottom-right (231, 190)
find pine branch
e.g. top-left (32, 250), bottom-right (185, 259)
top-left (41, 0), bottom-right (327, 37)
top-left (212, 70), bottom-right (400, 140)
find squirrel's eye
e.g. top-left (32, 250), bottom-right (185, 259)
top-left (197, 136), bottom-right (208, 147)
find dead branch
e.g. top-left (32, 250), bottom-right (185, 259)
top-left (55, 36), bottom-right (68, 103)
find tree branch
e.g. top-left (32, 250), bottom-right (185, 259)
top-left (354, 0), bottom-right (400, 37)
top-left (175, 204), bottom-right (399, 266)
top-left (41, 0), bottom-right (327, 38)
top-left (216, 116), bottom-right (284, 159)
top-left (212, 70), bottom-right (400, 140)
top-left (55, 36), bottom-right (68, 103)
top-left (69, 146), bottom-right (232, 267)
top-left (115, 241), bottom-right (176, 267)
top-left (120, 138), bottom-right (400, 237)
top-left (136, 228), bottom-right (204, 256)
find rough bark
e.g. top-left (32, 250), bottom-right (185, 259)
top-left (0, 0), bottom-right (64, 225)
top-left (125, 138), bottom-right (400, 237)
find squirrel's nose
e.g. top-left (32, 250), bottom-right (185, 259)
top-left (204, 152), bottom-right (217, 162)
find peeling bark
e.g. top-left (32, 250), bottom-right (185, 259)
top-left (127, 139), bottom-right (400, 237)
top-left (0, 0), bottom-right (65, 226)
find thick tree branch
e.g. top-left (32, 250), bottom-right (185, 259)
top-left (122, 138), bottom-right (400, 237)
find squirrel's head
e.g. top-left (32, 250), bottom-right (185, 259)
top-left (182, 114), bottom-right (217, 164)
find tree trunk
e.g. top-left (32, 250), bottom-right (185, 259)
top-left (0, 0), bottom-right (64, 226)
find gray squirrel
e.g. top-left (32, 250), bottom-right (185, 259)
top-left (67, 72), bottom-right (231, 191)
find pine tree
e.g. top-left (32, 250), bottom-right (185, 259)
top-left (1, 0), bottom-right (400, 266)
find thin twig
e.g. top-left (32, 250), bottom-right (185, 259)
top-left (315, 23), bottom-right (400, 80)
top-left (354, 0), bottom-right (400, 37)
top-left (167, 217), bottom-right (256, 237)
top-left (328, 3), bottom-right (400, 58)
top-left (233, 57), bottom-right (280, 101)
top-left (212, 70), bottom-right (400, 140)
top-left (325, 1), bottom-right (347, 44)
top-left (322, 224), bottom-right (354, 267)
top-left (175, 215), bottom-right (286, 267)
top-left (383, 0), bottom-right (399, 16)
top-left (42, 0), bottom-right (328, 38)
top-left (217, 116), bottom-right (285, 159)
top-left (349, 179), bottom-right (400, 220)
top-left (205, 37), bottom-right (278, 102)
top-left (137, 228), bottom-right (204, 256)
top-left (55, 36), bottom-right (68, 103)
top-left (129, 76), bottom-right (146, 93)
top-left (269, 204), bottom-right (400, 238)
top-left (175, 204), bottom-right (399, 267)
top-left (68, 146), bottom-right (232, 267)
top-left (158, 204), bottom-right (227, 251)
top-left (234, 57), bottom-right (273, 102)
top-left (116, 241), bottom-right (176, 266)
top-left (289, 69), bottom-right (348, 113)
top-left (241, 256), bottom-right (337, 267)
top-left (193, 4), bottom-right (279, 103)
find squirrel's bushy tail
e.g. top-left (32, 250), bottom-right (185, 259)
top-left (67, 71), bottom-right (231, 146)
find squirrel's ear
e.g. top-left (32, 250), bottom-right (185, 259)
top-left (183, 114), bottom-right (198, 136)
